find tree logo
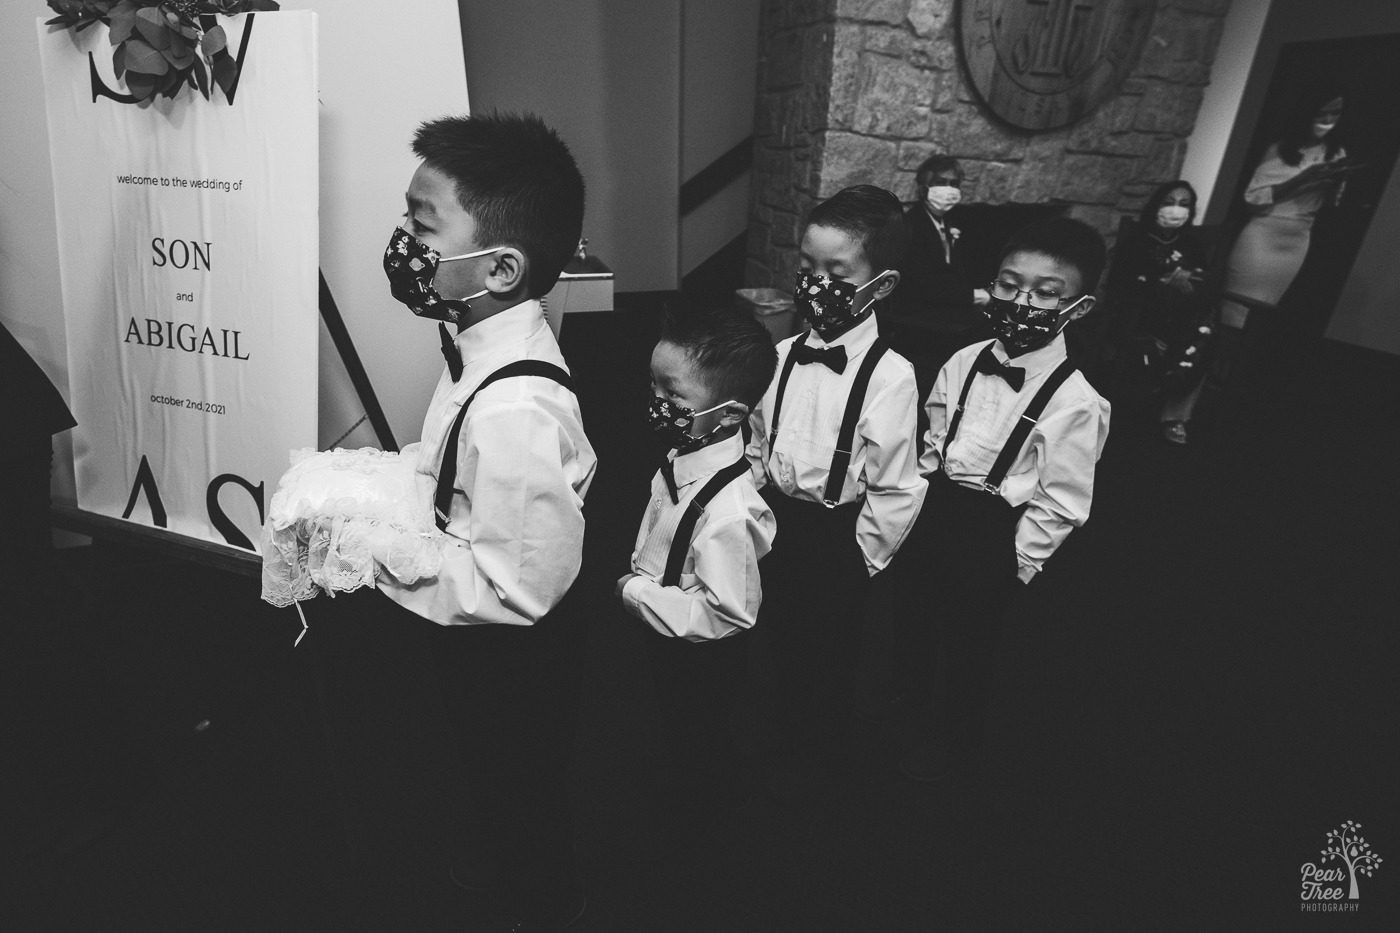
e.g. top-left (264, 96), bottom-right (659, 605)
top-left (1300, 821), bottom-right (1383, 910)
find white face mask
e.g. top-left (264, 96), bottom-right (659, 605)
top-left (925, 185), bottom-right (961, 215)
top-left (1157, 205), bottom-right (1190, 229)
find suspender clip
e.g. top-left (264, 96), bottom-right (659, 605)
top-left (435, 506), bottom-right (450, 525)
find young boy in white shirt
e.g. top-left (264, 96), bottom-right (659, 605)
top-left (893, 217), bottom-right (1111, 782)
top-left (616, 303), bottom-right (777, 807)
top-left (376, 112), bottom-right (595, 932)
top-left (746, 185), bottom-right (927, 792)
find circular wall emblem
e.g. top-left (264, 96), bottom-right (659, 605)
top-left (959, 0), bottom-right (1156, 130)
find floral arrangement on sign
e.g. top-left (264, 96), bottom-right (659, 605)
top-left (44, 0), bottom-right (280, 104)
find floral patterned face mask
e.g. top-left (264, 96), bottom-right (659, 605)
top-left (983, 293), bottom-right (1089, 355)
top-left (792, 269), bottom-right (890, 339)
top-left (383, 227), bottom-right (503, 324)
top-left (648, 396), bottom-right (735, 453)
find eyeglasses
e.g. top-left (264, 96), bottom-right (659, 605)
top-left (987, 280), bottom-right (1076, 310)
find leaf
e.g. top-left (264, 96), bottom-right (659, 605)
top-left (193, 56), bottom-right (211, 100)
top-left (125, 69), bottom-right (157, 100)
top-left (112, 41), bottom-right (126, 80)
top-left (122, 38), bottom-right (170, 76)
top-left (163, 45), bottom-right (195, 70)
top-left (108, 7), bottom-right (139, 45)
top-left (191, 54), bottom-right (210, 100)
top-left (212, 53), bottom-right (237, 98)
top-left (134, 8), bottom-right (172, 50)
top-left (201, 24), bottom-right (228, 57)
top-left (158, 68), bottom-right (182, 98)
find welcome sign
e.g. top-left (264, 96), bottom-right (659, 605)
top-left (38, 11), bottom-right (318, 550)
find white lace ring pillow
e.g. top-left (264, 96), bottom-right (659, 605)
top-left (260, 444), bottom-right (444, 607)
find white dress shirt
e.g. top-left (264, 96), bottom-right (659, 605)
top-left (377, 300), bottom-right (597, 626)
top-left (622, 431), bottom-right (775, 642)
top-left (920, 334), bottom-right (1109, 582)
top-left (746, 313), bottom-right (927, 575)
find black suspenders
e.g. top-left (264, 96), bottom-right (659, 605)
top-left (943, 341), bottom-right (1078, 495)
top-left (767, 334), bottom-right (891, 506)
top-left (434, 359), bottom-right (576, 531)
top-left (661, 456), bottom-right (752, 587)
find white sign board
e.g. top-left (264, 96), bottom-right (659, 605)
top-left (38, 12), bottom-right (319, 550)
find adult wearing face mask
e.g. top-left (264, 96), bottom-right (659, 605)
top-left (1105, 181), bottom-right (1213, 443)
top-left (1216, 89), bottom-right (1350, 389)
top-left (896, 155), bottom-right (990, 320)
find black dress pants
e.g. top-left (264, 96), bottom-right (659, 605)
top-left (645, 627), bottom-right (749, 794)
top-left (893, 473), bottom-right (1021, 752)
top-left (758, 490), bottom-right (869, 764)
top-left (426, 589), bottom-right (588, 919)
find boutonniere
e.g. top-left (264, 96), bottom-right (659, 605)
top-left (1169, 250), bottom-right (1182, 263)
top-left (949, 227), bottom-right (961, 241)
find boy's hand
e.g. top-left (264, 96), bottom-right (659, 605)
top-left (616, 573), bottom-right (638, 600)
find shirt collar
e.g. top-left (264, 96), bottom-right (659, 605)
top-left (454, 300), bottom-right (544, 366)
top-left (668, 430), bottom-right (745, 489)
top-left (992, 331), bottom-right (1068, 377)
top-left (808, 308), bottom-right (879, 353)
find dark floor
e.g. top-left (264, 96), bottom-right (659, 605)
top-left (3, 301), bottom-right (1397, 932)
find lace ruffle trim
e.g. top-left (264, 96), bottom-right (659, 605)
top-left (259, 446), bottom-right (444, 607)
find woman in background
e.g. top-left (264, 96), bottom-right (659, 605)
top-left (1108, 181), bottom-right (1213, 443)
top-left (1216, 90), bottom-right (1349, 380)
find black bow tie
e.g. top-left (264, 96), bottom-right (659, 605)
top-left (791, 342), bottom-right (847, 374)
top-left (439, 322), bottom-right (463, 382)
top-left (975, 349), bottom-right (1025, 391)
top-left (660, 458), bottom-right (679, 505)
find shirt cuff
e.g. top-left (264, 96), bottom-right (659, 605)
top-left (1016, 562), bottom-right (1037, 585)
top-left (621, 573), bottom-right (649, 619)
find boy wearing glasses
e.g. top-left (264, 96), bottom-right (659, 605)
top-left (891, 217), bottom-right (1111, 782)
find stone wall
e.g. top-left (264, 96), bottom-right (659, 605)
top-left (746, 0), bottom-right (1232, 289)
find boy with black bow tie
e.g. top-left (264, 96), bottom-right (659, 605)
top-left (891, 217), bottom-right (1111, 782)
top-left (746, 185), bottom-right (927, 796)
top-left (616, 303), bottom-right (777, 810)
top-left (378, 112), bottom-right (594, 932)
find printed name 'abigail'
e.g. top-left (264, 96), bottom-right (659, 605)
top-left (124, 318), bottom-right (250, 360)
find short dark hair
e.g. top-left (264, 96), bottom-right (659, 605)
top-left (1139, 180), bottom-right (1198, 229)
top-left (915, 154), bottom-right (963, 186)
top-left (805, 185), bottom-right (911, 274)
top-left (659, 301), bottom-right (778, 409)
top-left (412, 111), bottom-right (585, 296)
top-left (1000, 217), bottom-right (1108, 296)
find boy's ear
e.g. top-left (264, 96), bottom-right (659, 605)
top-left (716, 401), bottom-right (750, 429)
top-left (484, 247), bottom-right (528, 295)
top-left (1066, 294), bottom-right (1096, 322)
top-left (874, 269), bottom-right (900, 301)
